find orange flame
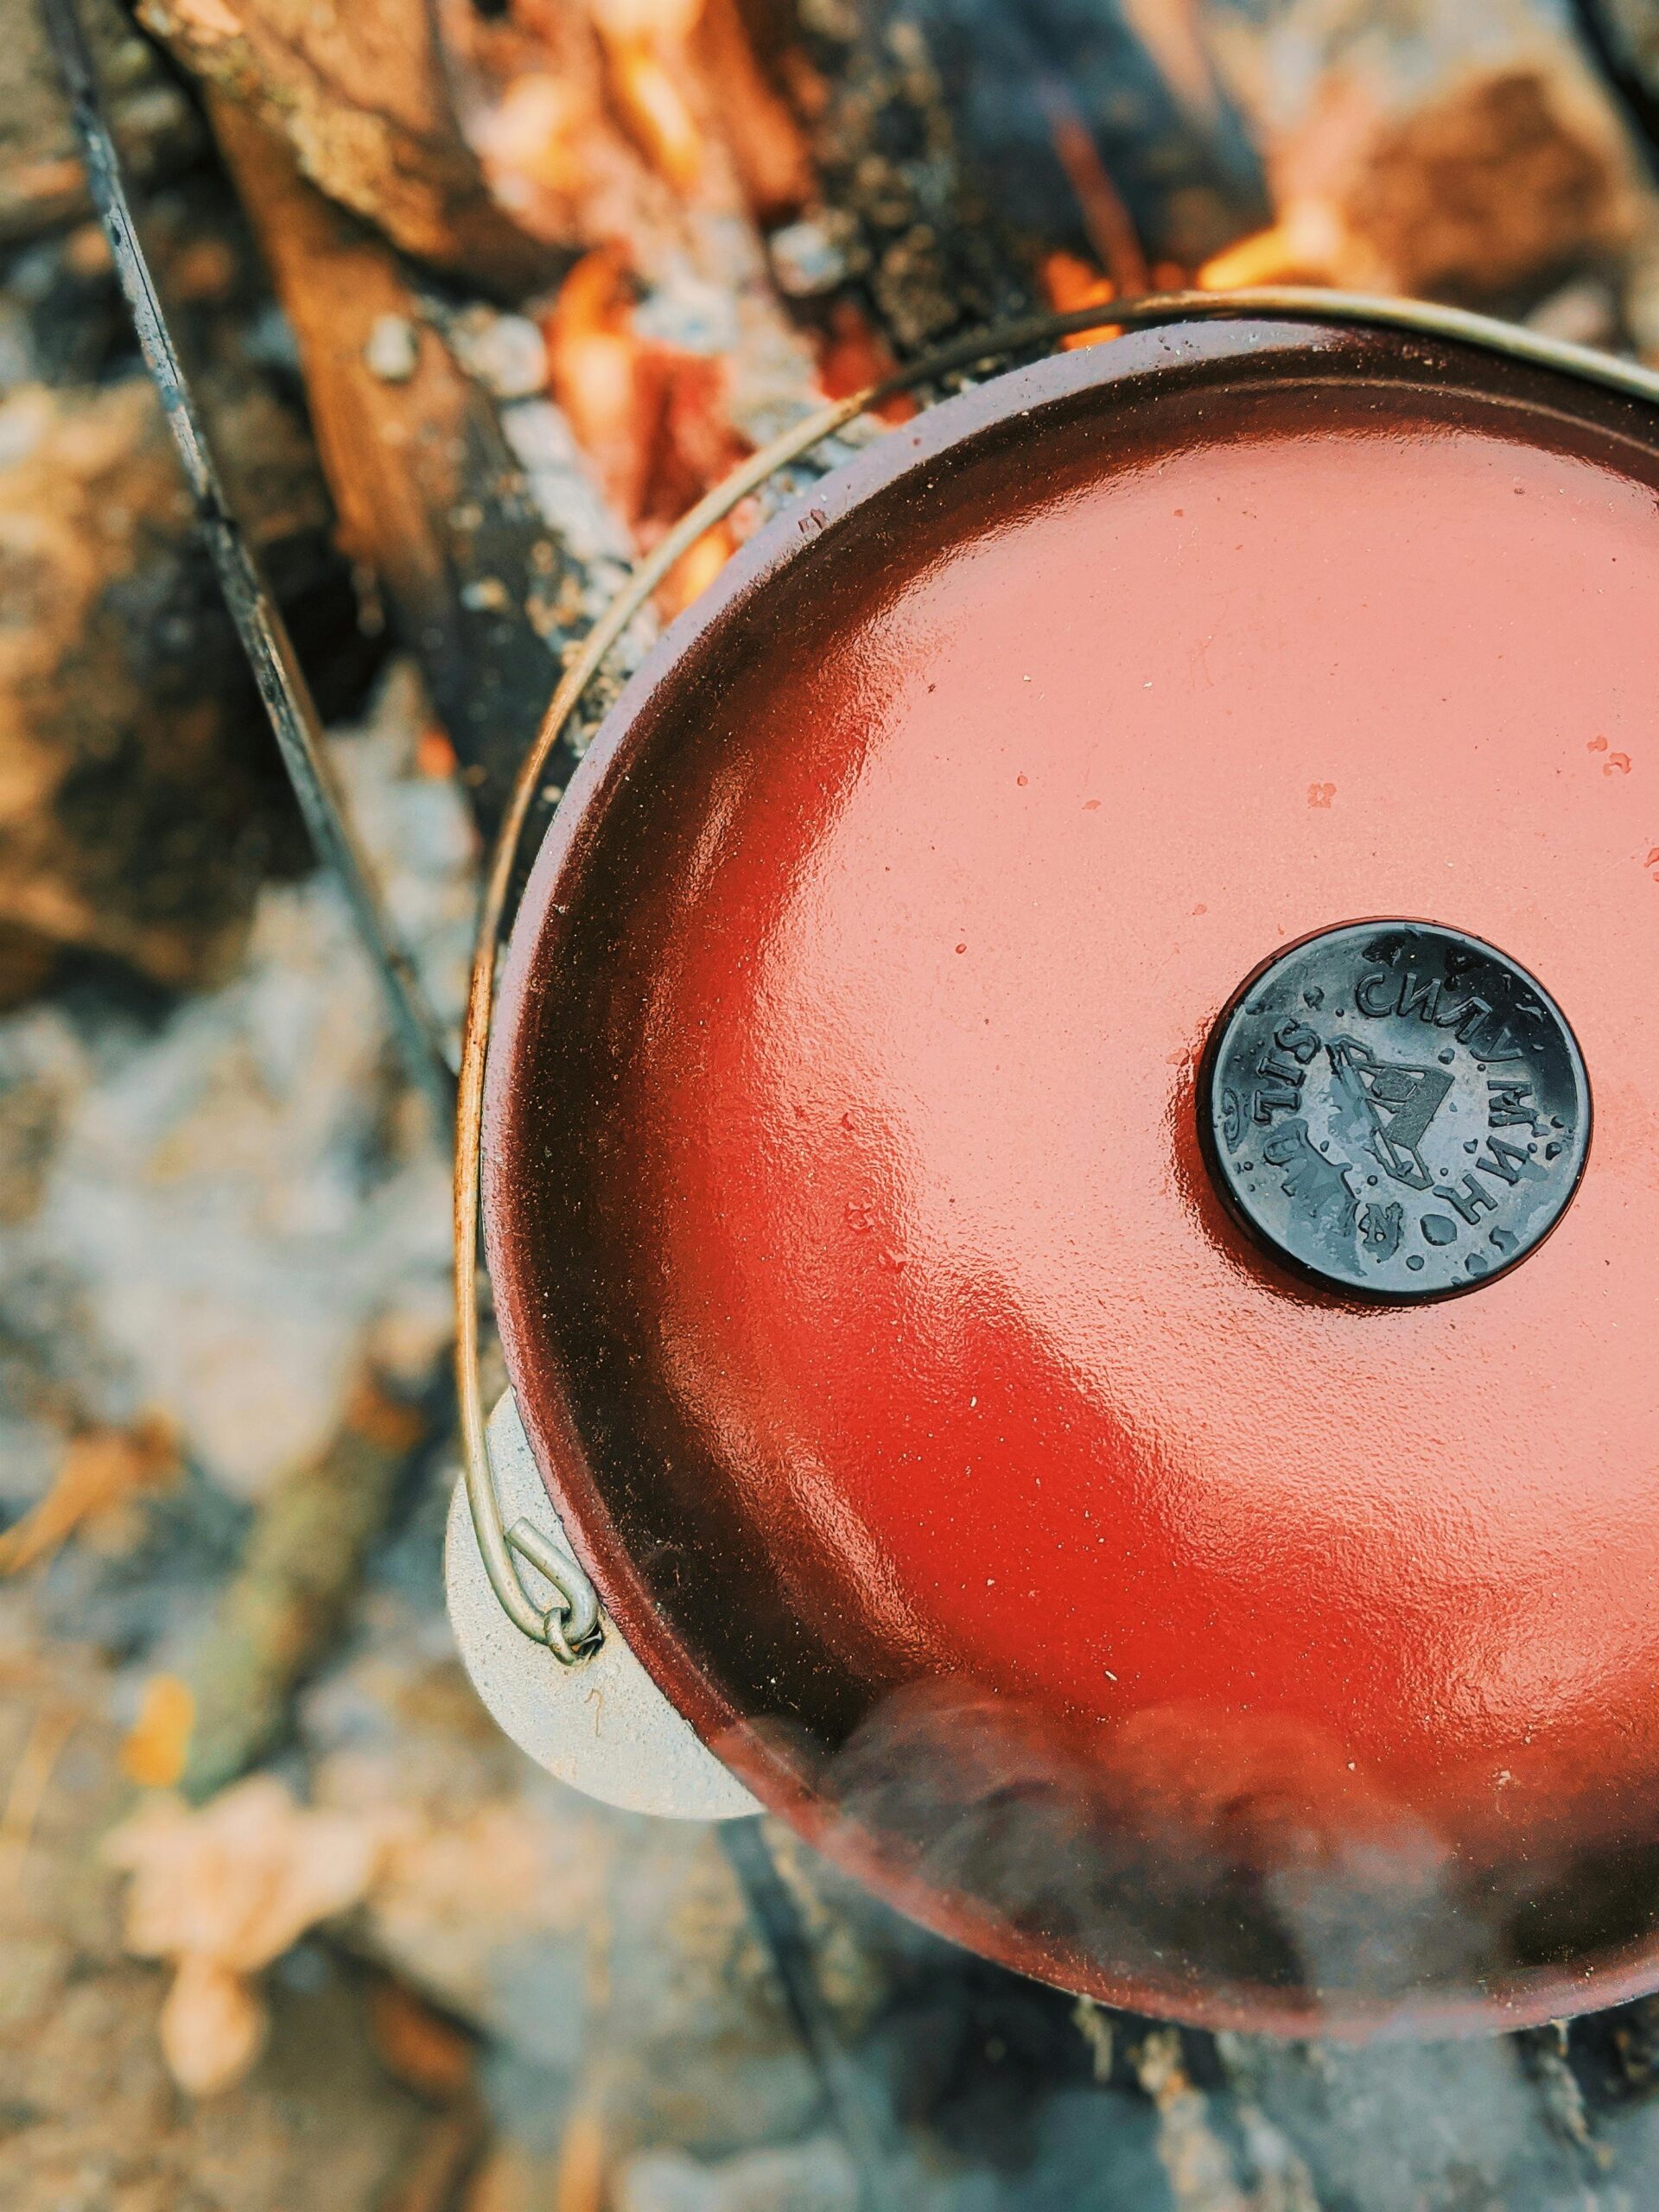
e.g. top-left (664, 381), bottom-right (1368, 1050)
top-left (1041, 251), bottom-right (1121, 349)
top-left (546, 246), bottom-right (748, 557)
top-left (605, 39), bottom-right (703, 188)
top-left (657, 518), bottom-right (738, 620)
top-left (1198, 200), bottom-right (1345, 291)
top-left (474, 72), bottom-right (594, 206)
top-left (816, 302), bottom-right (917, 423)
top-left (590, 0), bottom-right (708, 189)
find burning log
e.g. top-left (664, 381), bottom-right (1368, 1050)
top-left (784, 0), bottom-right (1270, 363)
top-left (1202, 26), bottom-right (1643, 315)
top-left (207, 99), bottom-right (609, 832)
top-left (130, 0), bottom-right (1281, 860)
top-left (135, 0), bottom-right (830, 830)
top-left (133, 0), bottom-right (559, 293)
top-left (1353, 67), bottom-right (1635, 301)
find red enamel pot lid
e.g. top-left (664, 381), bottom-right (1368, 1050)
top-left (485, 317), bottom-right (1659, 2036)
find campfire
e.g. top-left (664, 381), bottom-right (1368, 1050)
top-left (6, 1), bottom-right (1659, 2206)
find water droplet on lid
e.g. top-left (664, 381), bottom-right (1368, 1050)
top-left (1422, 1215), bottom-right (1459, 1247)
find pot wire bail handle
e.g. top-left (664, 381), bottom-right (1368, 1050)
top-left (454, 284), bottom-right (1659, 1653)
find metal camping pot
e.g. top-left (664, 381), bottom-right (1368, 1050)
top-left (448, 296), bottom-right (1659, 2037)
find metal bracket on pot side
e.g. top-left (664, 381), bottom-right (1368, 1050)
top-left (445, 1392), bottom-right (760, 1819)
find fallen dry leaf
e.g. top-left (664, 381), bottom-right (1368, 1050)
top-left (108, 1774), bottom-right (393, 1970)
top-left (369, 1976), bottom-right (476, 2100)
top-left (105, 1775), bottom-right (400, 2094)
top-left (0, 1414), bottom-right (179, 1575)
top-left (120, 1675), bottom-right (197, 1789)
top-left (161, 1951), bottom-right (267, 2096)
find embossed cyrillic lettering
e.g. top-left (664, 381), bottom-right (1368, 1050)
top-left (1487, 1078), bottom-right (1539, 1130)
top-left (1434, 1174), bottom-right (1499, 1224)
top-left (1446, 995), bottom-right (1494, 1043)
top-left (1274, 1020), bottom-right (1321, 1066)
top-left (1356, 968), bottom-right (1397, 1018)
top-left (1474, 1136), bottom-right (1535, 1186)
top-left (1252, 1078), bottom-right (1301, 1124)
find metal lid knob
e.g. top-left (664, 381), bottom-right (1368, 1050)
top-left (1200, 922), bottom-right (1591, 1300)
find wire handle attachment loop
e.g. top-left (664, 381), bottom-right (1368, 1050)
top-left (505, 1516), bottom-right (603, 1662)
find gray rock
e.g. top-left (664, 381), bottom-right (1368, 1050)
top-left (766, 212), bottom-right (869, 298)
top-left (617, 2138), bottom-right (860, 2212)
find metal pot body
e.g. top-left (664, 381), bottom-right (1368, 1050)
top-left (482, 317), bottom-right (1659, 2035)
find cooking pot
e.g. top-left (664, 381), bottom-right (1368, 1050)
top-left (448, 298), bottom-right (1659, 2037)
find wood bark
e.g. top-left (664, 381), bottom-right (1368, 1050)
top-left (137, 0), bottom-right (559, 293)
top-left (209, 99), bottom-right (601, 831)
